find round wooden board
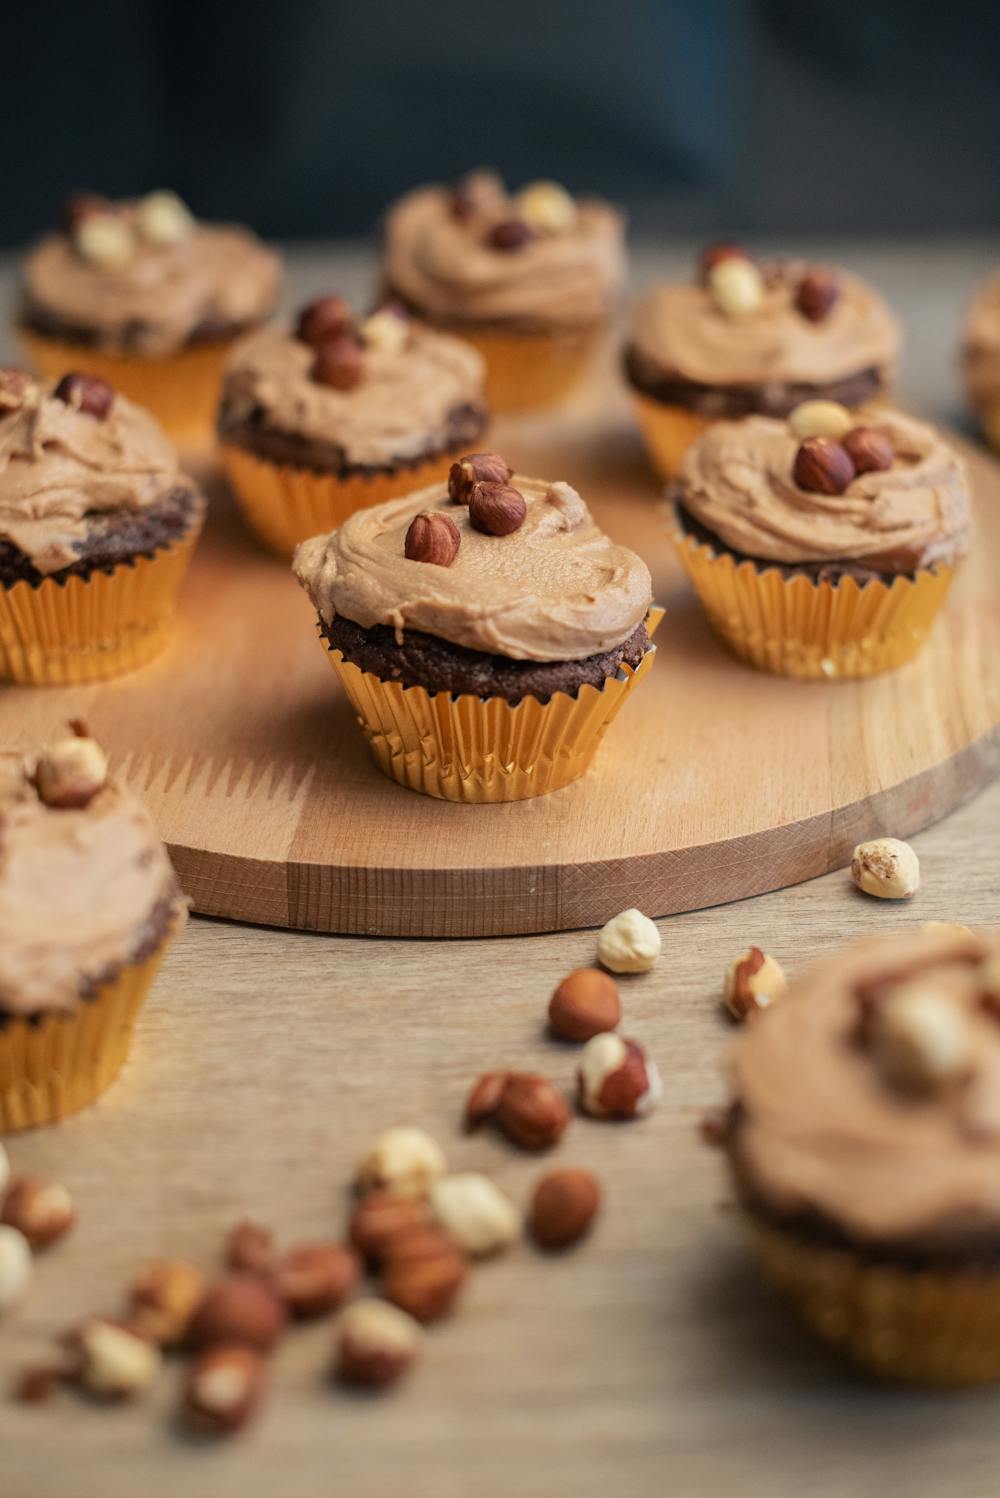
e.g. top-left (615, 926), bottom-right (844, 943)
top-left (4, 381), bottom-right (1000, 937)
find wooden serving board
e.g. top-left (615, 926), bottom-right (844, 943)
top-left (4, 378), bottom-right (1000, 938)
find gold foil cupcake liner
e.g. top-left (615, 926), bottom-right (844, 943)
top-left (747, 1215), bottom-right (1000, 1387)
top-left (0, 935), bottom-right (174, 1134)
top-left (220, 442), bottom-right (478, 558)
top-left (671, 524), bottom-right (955, 680)
top-left (431, 322), bottom-right (604, 413)
top-left (0, 529), bottom-right (200, 685)
top-left (630, 392), bottom-right (710, 479)
top-left (321, 608), bottom-right (662, 803)
top-left (19, 329), bottom-right (237, 445)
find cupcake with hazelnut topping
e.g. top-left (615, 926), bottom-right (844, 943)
top-left (293, 452), bottom-right (659, 802)
top-left (0, 367), bottom-right (205, 684)
top-left (626, 247), bottom-right (900, 477)
top-left (961, 270), bottom-right (1000, 452)
top-left (713, 927), bottom-right (1000, 1385)
top-left (0, 726), bottom-right (187, 1132)
top-left (18, 191), bottom-right (281, 442)
top-left (217, 295), bottom-right (489, 556)
top-left (672, 402), bottom-right (970, 678)
top-left (381, 169), bottom-right (625, 411)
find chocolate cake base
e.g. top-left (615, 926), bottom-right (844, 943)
top-left (675, 502), bottom-right (913, 588)
top-left (625, 344), bottom-right (885, 420)
top-left (321, 613), bottom-right (651, 705)
top-left (18, 301), bottom-right (265, 354)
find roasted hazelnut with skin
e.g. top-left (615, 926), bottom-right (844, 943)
top-left (464, 1070), bottom-right (510, 1131)
top-left (795, 268), bottom-right (840, 323)
top-left (349, 1190), bottom-right (431, 1267)
top-left (33, 734), bottom-right (108, 809)
top-left (528, 1168), bottom-right (601, 1249)
top-left (356, 1126), bottom-right (447, 1198)
top-left (380, 1225), bottom-right (468, 1323)
top-left (404, 511), bottom-right (461, 567)
top-left (448, 451), bottom-right (512, 504)
top-left (182, 1345), bottom-right (265, 1434)
top-left (64, 191), bottom-right (114, 234)
top-left (1, 1176), bottom-right (76, 1250)
top-left (469, 482), bottom-right (527, 537)
top-left (576, 1034), bottom-right (662, 1119)
top-left (225, 1219), bottom-right (276, 1276)
top-left (273, 1241), bottom-right (360, 1319)
top-left (497, 1073), bottom-right (571, 1151)
top-left (296, 294), bottom-right (353, 347)
top-left (312, 336), bottom-right (364, 391)
top-left (549, 968), bottom-right (622, 1042)
top-left (53, 371), bottom-right (115, 420)
top-left (335, 1298), bottom-right (423, 1388)
top-left (723, 948), bottom-right (787, 1021)
top-left (793, 436), bottom-right (856, 495)
top-left (843, 425), bottom-right (894, 474)
top-left (128, 1260), bottom-right (205, 1346)
top-left (188, 1273), bottom-right (288, 1353)
top-left (487, 218), bottom-right (534, 252)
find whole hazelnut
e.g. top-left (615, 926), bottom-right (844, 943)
top-left (0, 1225), bottom-right (33, 1312)
top-left (74, 212), bottom-right (135, 269)
top-left (698, 243), bottom-right (751, 282)
top-left (312, 336), bottom-right (364, 391)
top-left (53, 372), bottom-right (115, 420)
top-left (33, 734), bottom-right (108, 809)
top-left (380, 1226), bottom-right (468, 1323)
top-left (183, 1345), bottom-right (265, 1434)
top-left (66, 1318), bottom-right (161, 1400)
top-left (787, 400), bottom-right (852, 441)
top-left (528, 1168), bottom-right (601, 1249)
top-left (404, 510), bottom-right (461, 567)
top-left (843, 425), bottom-right (894, 474)
top-left (723, 948), bottom-right (787, 1021)
top-left (273, 1241), bottom-right (360, 1319)
top-left (136, 189), bottom-right (194, 246)
top-left (1, 1176), bottom-right (76, 1250)
top-left (64, 191), bottom-right (114, 234)
top-left (335, 1298), bottom-right (423, 1388)
top-left (128, 1259), bottom-right (205, 1347)
top-left (515, 181), bottom-right (577, 235)
top-left (430, 1173), bottom-right (521, 1258)
top-left (596, 908), bottom-right (661, 974)
top-left (851, 838), bottom-right (920, 900)
top-left (707, 257), bottom-right (764, 317)
top-left (224, 1219), bottom-right (276, 1276)
top-left (349, 1190), bottom-right (430, 1267)
top-left (0, 368), bottom-right (36, 414)
top-left (548, 968), bottom-right (621, 1042)
top-left (577, 1034), bottom-right (662, 1120)
top-left (795, 268), bottom-right (840, 323)
top-left (361, 305), bottom-right (409, 356)
top-left (469, 482), bottom-right (527, 537)
top-left (188, 1273), bottom-right (287, 1353)
top-left (793, 436), bottom-right (856, 495)
top-left (464, 1070), bottom-right (510, 1130)
top-left (497, 1073), bottom-right (571, 1151)
top-left (356, 1126), bottom-right (447, 1198)
top-left (872, 984), bottom-right (973, 1093)
top-left (448, 451), bottom-right (512, 504)
top-left (296, 294), bottom-right (353, 347)
top-left (487, 219), bottom-right (534, 252)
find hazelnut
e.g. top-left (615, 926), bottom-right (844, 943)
top-left (66, 1318), bottom-right (161, 1400)
top-left (335, 1298), bottom-right (423, 1388)
top-left (707, 257), bottom-right (764, 317)
top-left (497, 1073), bottom-right (571, 1151)
top-left (528, 1168), bottom-right (601, 1249)
top-left (448, 169), bottom-right (506, 222)
top-left (350, 1191), bottom-right (431, 1267)
top-left (188, 1273), bottom-right (287, 1353)
top-left (53, 371), bottom-right (115, 420)
top-left (698, 243), bottom-right (751, 282)
top-left (430, 1174), bottom-right (521, 1258)
top-left (464, 1070), bottom-right (511, 1131)
top-left (33, 734), bottom-right (108, 809)
top-left (361, 305), bottom-right (409, 356)
top-left (723, 947), bottom-right (787, 1021)
top-left (851, 838), bottom-right (920, 900)
top-left (0, 368), bottom-right (36, 414)
top-left (0, 1225), bottom-right (32, 1312)
top-left (843, 425), bottom-right (894, 474)
top-left (447, 451), bottom-right (512, 504)
top-left (74, 212), bottom-right (135, 269)
top-left (273, 1241), bottom-right (360, 1319)
top-left (356, 1126), bottom-right (447, 1198)
top-left (469, 482), bottom-right (527, 537)
top-left (380, 1226), bottom-right (468, 1323)
top-left (224, 1219), bottom-right (276, 1275)
top-left (128, 1259), bottom-right (205, 1346)
top-left (182, 1345), bottom-right (265, 1434)
top-left (795, 268), bottom-right (840, 323)
top-left (793, 436), bottom-right (856, 495)
top-left (404, 510), bottom-right (461, 567)
top-left (296, 294), bottom-right (353, 346)
top-left (1, 1176), bottom-right (76, 1249)
top-left (596, 908), bottom-right (661, 974)
top-left (872, 983), bottom-right (973, 1093)
top-left (64, 191), bottom-right (114, 234)
top-left (549, 968), bottom-right (621, 1042)
top-left (135, 189), bottom-right (194, 246)
top-left (577, 1034), bottom-right (662, 1119)
top-left (787, 399), bottom-right (852, 441)
top-left (487, 218), bottom-right (534, 251)
top-left (312, 336), bottom-right (365, 391)
top-left (515, 180), bottom-right (577, 234)
top-left (13, 1365), bottom-right (66, 1404)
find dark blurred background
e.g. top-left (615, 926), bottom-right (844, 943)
top-left (5, 0), bottom-right (1000, 247)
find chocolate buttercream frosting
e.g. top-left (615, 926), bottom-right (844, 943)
top-left (962, 271), bottom-right (1000, 407)
top-left (293, 475), bottom-right (652, 663)
top-left (678, 410), bottom-right (971, 572)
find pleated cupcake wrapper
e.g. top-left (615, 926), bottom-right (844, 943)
top-left (19, 329), bottom-right (237, 445)
top-left (747, 1214), bottom-right (1000, 1387)
top-left (0, 528), bottom-right (200, 685)
top-left (0, 935), bottom-right (174, 1134)
top-left (630, 392), bottom-right (711, 479)
top-left (422, 320), bottom-right (604, 414)
top-left (322, 607), bottom-right (662, 803)
top-left (671, 524), bottom-right (955, 680)
top-left (220, 442), bottom-right (479, 559)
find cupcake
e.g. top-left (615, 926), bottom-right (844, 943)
top-left (293, 452), bottom-right (658, 802)
top-left (0, 367), bottom-right (206, 685)
top-left (0, 727), bottom-right (187, 1132)
top-left (381, 170), bottom-right (625, 412)
top-left (18, 191), bottom-right (281, 442)
top-left (626, 247), bottom-right (900, 477)
top-left (218, 296), bottom-right (488, 556)
top-left (961, 271), bottom-right (1000, 451)
top-left (671, 403), bottom-right (970, 679)
top-left (714, 927), bottom-right (1000, 1386)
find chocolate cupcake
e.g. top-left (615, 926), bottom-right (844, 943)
top-left (0, 727), bottom-right (187, 1131)
top-left (218, 296), bottom-right (488, 555)
top-left (672, 404), bottom-right (970, 678)
top-left (293, 453), bottom-right (658, 801)
top-left (715, 927), bottom-right (1000, 1385)
top-left (18, 191), bottom-right (281, 442)
top-left (627, 248), bottom-right (900, 477)
top-left (0, 367), bottom-right (206, 684)
top-left (961, 271), bottom-right (1000, 452)
top-left (382, 170), bottom-right (625, 411)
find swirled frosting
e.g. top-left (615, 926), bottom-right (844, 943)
top-left (23, 207), bottom-right (281, 356)
top-left (629, 260), bottom-right (900, 388)
top-left (963, 272), bottom-right (1000, 406)
top-left (383, 174), bottom-right (625, 331)
top-left (0, 380), bottom-right (193, 575)
top-left (679, 410), bottom-right (971, 571)
top-left (220, 319), bottom-right (486, 466)
top-left (293, 476), bottom-right (652, 662)
top-left (0, 750), bottom-right (186, 1016)
top-left (726, 929), bottom-right (1000, 1256)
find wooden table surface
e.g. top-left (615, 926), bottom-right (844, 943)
top-left (3, 240), bottom-right (1000, 1498)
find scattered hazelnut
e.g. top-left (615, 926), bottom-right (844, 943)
top-left (515, 180), bottom-right (577, 234)
top-left (577, 1034), bottom-right (662, 1119)
top-left (349, 1190), bottom-right (431, 1267)
top-left (787, 399), bottom-right (852, 440)
top-left (361, 305), bottom-right (409, 356)
top-left (548, 968), bottom-right (621, 1042)
top-left (1, 1176), bottom-right (76, 1250)
top-left (380, 1225), bottom-right (468, 1323)
top-left (795, 268), bottom-right (840, 323)
top-left (793, 436), bottom-right (855, 495)
top-left (404, 510), bottom-right (461, 567)
top-left (188, 1273), bottom-right (287, 1353)
top-left (135, 189), bottom-right (194, 246)
top-left (851, 838), bottom-right (920, 900)
top-left (356, 1126), bottom-right (447, 1198)
top-left (843, 425), bottom-right (894, 474)
top-left (128, 1259), bottom-right (205, 1347)
top-left (53, 371), bottom-right (115, 420)
top-left (464, 1070), bottom-right (510, 1131)
top-left (872, 984), bottom-right (973, 1093)
top-left (66, 1318), bottom-right (161, 1400)
top-left (296, 294), bottom-right (353, 346)
top-left (723, 947), bottom-right (787, 1021)
top-left (0, 1225), bottom-right (33, 1312)
top-left (487, 218), bottom-right (534, 251)
top-left (273, 1241), bottom-right (360, 1319)
top-left (698, 244), bottom-right (751, 282)
top-left (74, 212), bottom-right (135, 269)
top-left (225, 1219), bottom-right (276, 1276)
top-left (528, 1168), bottom-right (600, 1250)
top-left (497, 1073), bottom-right (571, 1151)
top-left (32, 734), bottom-right (108, 809)
top-left (447, 451), bottom-right (512, 504)
top-left (182, 1345), bottom-right (265, 1434)
top-left (64, 192), bottom-right (114, 234)
top-left (335, 1298), bottom-right (423, 1388)
top-left (469, 481), bottom-right (527, 536)
top-left (596, 908), bottom-right (661, 974)
top-left (312, 335), bottom-right (365, 391)
top-left (0, 367), bottom-right (36, 414)
top-left (707, 257), bottom-right (764, 317)
top-left (430, 1174), bottom-right (521, 1258)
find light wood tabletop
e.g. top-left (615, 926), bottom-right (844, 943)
top-left (2, 241), bottom-right (1000, 1498)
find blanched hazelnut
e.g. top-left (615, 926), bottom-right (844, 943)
top-left (0, 1225), bottom-right (32, 1312)
top-left (596, 908), bottom-right (661, 974)
top-left (430, 1173), bottom-right (521, 1258)
top-left (33, 735), bottom-right (108, 809)
top-left (335, 1298), bottom-right (423, 1388)
top-left (515, 180), bottom-right (578, 234)
top-left (707, 257), bottom-right (764, 317)
top-left (356, 1127), bottom-right (447, 1198)
top-left (136, 189), bottom-right (194, 246)
top-left (361, 306), bottom-right (409, 356)
top-left (851, 838), bottom-right (920, 900)
top-left (787, 400), bottom-right (852, 440)
top-left (576, 1034), bottom-right (662, 1119)
top-left (67, 1318), bottom-right (161, 1399)
top-left (872, 984), bottom-right (973, 1092)
top-left (74, 213), bottom-right (135, 269)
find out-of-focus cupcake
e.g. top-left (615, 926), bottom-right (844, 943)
top-left (0, 367), bottom-right (205, 684)
top-left (218, 296), bottom-right (488, 556)
top-left (626, 247), bottom-right (900, 477)
top-left (293, 451), bottom-right (658, 802)
top-left (18, 191), bottom-right (281, 443)
top-left (381, 169), bottom-right (625, 412)
top-left (713, 927), bottom-right (1000, 1385)
top-left (671, 404), bottom-right (969, 679)
top-left (0, 727), bottom-right (187, 1132)
top-left (961, 272), bottom-right (1000, 451)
